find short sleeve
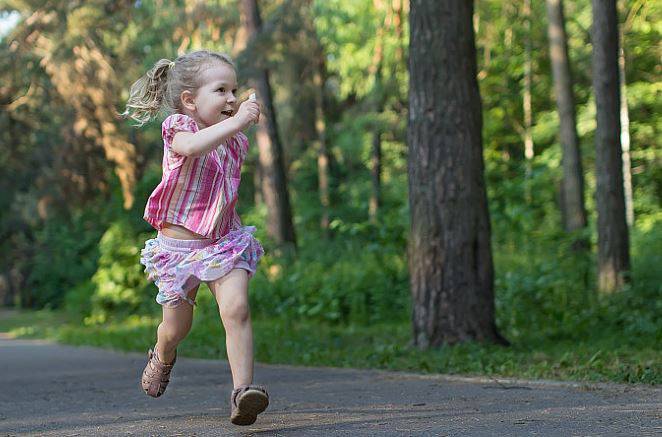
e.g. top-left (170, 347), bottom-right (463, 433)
top-left (161, 114), bottom-right (199, 169)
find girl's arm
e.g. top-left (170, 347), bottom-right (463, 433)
top-left (171, 100), bottom-right (259, 157)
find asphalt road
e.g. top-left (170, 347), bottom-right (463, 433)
top-left (0, 335), bottom-right (660, 436)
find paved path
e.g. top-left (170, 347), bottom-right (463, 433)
top-left (0, 335), bottom-right (660, 436)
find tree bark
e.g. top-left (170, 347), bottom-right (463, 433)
top-left (369, 119), bottom-right (382, 224)
top-left (591, 0), bottom-right (630, 292)
top-left (619, 41), bottom-right (634, 227)
top-left (523, 0), bottom-right (534, 183)
top-left (408, 0), bottom-right (505, 347)
top-left (545, 0), bottom-right (588, 234)
top-left (313, 55), bottom-right (330, 233)
top-left (253, 156), bottom-right (263, 206)
top-left (240, 0), bottom-right (297, 248)
top-left (369, 0), bottom-right (387, 223)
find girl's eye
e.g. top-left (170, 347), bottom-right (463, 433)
top-left (217, 87), bottom-right (225, 93)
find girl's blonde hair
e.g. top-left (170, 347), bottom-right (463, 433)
top-left (121, 50), bottom-right (235, 126)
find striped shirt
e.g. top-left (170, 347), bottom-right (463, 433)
top-left (144, 113), bottom-right (249, 239)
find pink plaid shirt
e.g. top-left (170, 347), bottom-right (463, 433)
top-left (144, 114), bottom-right (248, 239)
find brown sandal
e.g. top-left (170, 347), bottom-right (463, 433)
top-left (141, 346), bottom-right (176, 398)
top-left (230, 385), bottom-right (269, 425)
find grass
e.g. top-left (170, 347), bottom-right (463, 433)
top-left (1, 304), bottom-right (659, 385)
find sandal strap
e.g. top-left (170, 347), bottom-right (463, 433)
top-left (142, 347), bottom-right (177, 397)
top-left (151, 347), bottom-right (177, 367)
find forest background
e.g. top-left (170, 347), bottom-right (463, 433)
top-left (0, 0), bottom-right (659, 384)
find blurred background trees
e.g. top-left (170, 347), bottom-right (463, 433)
top-left (0, 1), bottom-right (659, 352)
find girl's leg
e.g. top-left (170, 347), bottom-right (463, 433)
top-left (207, 269), bottom-right (253, 389)
top-left (155, 285), bottom-right (200, 364)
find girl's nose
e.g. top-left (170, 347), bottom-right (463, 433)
top-left (227, 94), bottom-right (237, 104)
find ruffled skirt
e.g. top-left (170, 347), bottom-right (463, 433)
top-left (140, 225), bottom-right (264, 307)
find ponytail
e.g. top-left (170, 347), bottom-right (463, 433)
top-left (121, 59), bottom-right (174, 126)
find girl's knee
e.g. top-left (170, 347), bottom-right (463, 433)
top-left (219, 300), bottom-right (250, 325)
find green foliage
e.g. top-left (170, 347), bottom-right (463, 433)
top-left (249, 214), bottom-right (410, 324)
top-left (495, 241), bottom-right (592, 343)
top-left (492, 205), bottom-right (660, 346)
top-left (83, 221), bottom-right (154, 324)
top-left (25, 210), bottom-right (103, 309)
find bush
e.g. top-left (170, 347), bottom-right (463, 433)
top-left (83, 220), bottom-right (155, 324)
top-left (249, 216), bottom-right (410, 325)
top-left (26, 210), bottom-right (103, 309)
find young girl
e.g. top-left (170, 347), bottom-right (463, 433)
top-left (122, 50), bottom-right (268, 426)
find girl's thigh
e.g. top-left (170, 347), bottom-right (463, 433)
top-left (206, 269), bottom-right (249, 308)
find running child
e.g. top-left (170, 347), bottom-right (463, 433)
top-left (122, 50), bottom-right (268, 426)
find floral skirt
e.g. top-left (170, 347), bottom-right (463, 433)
top-left (140, 226), bottom-right (264, 308)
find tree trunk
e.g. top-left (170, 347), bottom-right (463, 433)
top-left (523, 0), bottom-right (534, 182)
top-left (392, 0), bottom-right (405, 65)
top-left (369, 121), bottom-right (382, 224)
top-left (545, 0), bottom-right (588, 234)
top-left (253, 156), bottom-right (263, 206)
top-left (408, 0), bottom-right (505, 347)
top-left (240, 0), bottom-right (297, 248)
top-left (591, 0), bottom-right (630, 292)
top-left (313, 56), bottom-right (330, 233)
top-left (369, 0), bottom-right (387, 223)
top-left (619, 42), bottom-right (634, 227)
top-left (0, 272), bottom-right (13, 306)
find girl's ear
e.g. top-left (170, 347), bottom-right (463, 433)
top-left (180, 90), bottom-right (196, 112)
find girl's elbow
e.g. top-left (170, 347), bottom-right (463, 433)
top-left (171, 143), bottom-right (197, 157)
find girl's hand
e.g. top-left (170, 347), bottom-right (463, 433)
top-left (234, 99), bottom-right (260, 129)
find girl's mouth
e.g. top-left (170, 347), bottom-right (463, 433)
top-left (221, 109), bottom-right (234, 117)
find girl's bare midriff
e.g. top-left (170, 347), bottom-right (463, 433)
top-left (161, 222), bottom-right (210, 240)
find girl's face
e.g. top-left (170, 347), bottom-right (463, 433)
top-left (185, 63), bottom-right (238, 128)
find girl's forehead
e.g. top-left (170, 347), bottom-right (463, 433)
top-left (201, 63), bottom-right (237, 86)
